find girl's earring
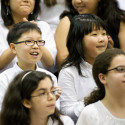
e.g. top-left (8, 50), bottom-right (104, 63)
top-left (31, 12), bottom-right (33, 15)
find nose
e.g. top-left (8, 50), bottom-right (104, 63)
top-left (32, 42), bottom-right (39, 48)
top-left (47, 92), bottom-right (56, 101)
top-left (98, 35), bottom-right (104, 43)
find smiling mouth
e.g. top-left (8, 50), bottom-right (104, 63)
top-left (96, 45), bottom-right (105, 48)
top-left (21, 5), bottom-right (30, 7)
top-left (77, 6), bottom-right (85, 11)
top-left (30, 52), bottom-right (39, 56)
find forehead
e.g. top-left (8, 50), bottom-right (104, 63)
top-left (18, 30), bottom-right (41, 40)
top-left (110, 55), bottom-right (125, 67)
top-left (35, 77), bottom-right (53, 91)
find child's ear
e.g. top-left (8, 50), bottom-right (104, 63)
top-left (98, 73), bottom-right (107, 85)
top-left (22, 99), bottom-right (32, 109)
top-left (10, 43), bottom-right (17, 54)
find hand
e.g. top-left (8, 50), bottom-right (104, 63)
top-left (54, 86), bottom-right (62, 100)
top-left (23, 17), bottom-right (37, 25)
top-left (107, 35), bottom-right (114, 48)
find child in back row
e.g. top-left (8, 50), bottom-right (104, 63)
top-left (0, 22), bottom-right (61, 110)
top-left (0, 71), bottom-right (74, 125)
top-left (58, 14), bottom-right (108, 123)
top-left (77, 48), bottom-right (125, 125)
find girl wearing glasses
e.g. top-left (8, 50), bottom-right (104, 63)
top-left (77, 48), bottom-right (125, 125)
top-left (0, 71), bottom-right (74, 125)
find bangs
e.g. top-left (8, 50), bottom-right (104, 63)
top-left (84, 19), bottom-right (107, 35)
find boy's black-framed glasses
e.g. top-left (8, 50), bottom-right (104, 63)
top-left (13, 40), bottom-right (45, 46)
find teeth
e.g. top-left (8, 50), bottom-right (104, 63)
top-left (30, 52), bottom-right (38, 56)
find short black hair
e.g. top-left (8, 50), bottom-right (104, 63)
top-left (7, 21), bottom-right (41, 45)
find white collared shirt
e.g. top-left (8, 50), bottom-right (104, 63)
top-left (47, 115), bottom-right (74, 125)
top-left (58, 60), bottom-right (97, 122)
top-left (0, 63), bottom-right (57, 111)
top-left (0, 21), bottom-right (57, 73)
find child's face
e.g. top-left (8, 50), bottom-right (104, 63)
top-left (27, 77), bottom-right (56, 119)
top-left (83, 27), bottom-right (108, 63)
top-left (9, 0), bottom-right (35, 19)
top-left (10, 30), bottom-right (43, 68)
top-left (72, 0), bottom-right (99, 14)
top-left (100, 55), bottom-right (125, 97)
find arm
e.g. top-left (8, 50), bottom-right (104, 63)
top-left (118, 21), bottom-right (125, 51)
top-left (0, 74), bottom-right (9, 111)
top-left (58, 69), bottom-right (84, 122)
top-left (0, 46), bottom-right (15, 70)
top-left (55, 16), bottom-right (70, 69)
top-left (37, 21), bottom-right (57, 68)
top-left (40, 46), bottom-right (54, 68)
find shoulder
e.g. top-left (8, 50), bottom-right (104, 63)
top-left (0, 67), bottom-right (16, 87)
top-left (58, 16), bottom-right (71, 27)
top-left (37, 68), bottom-right (56, 77)
top-left (60, 115), bottom-right (74, 125)
top-left (37, 68), bottom-right (57, 84)
top-left (59, 65), bottom-right (78, 76)
top-left (36, 20), bottom-right (50, 30)
top-left (77, 102), bottom-right (99, 125)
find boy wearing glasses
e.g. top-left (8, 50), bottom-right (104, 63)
top-left (0, 22), bottom-right (61, 110)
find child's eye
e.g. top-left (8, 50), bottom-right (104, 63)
top-left (92, 34), bottom-right (97, 36)
top-left (39, 92), bottom-right (46, 96)
top-left (102, 33), bottom-right (106, 35)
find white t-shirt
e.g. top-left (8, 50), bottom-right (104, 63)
top-left (77, 101), bottom-right (125, 125)
top-left (0, 21), bottom-right (57, 73)
top-left (58, 59), bottom-right (97, 123)
top-left (38, 0), bottom-right (68, 34)
top-left (0, 63), bottom-right (57, 111)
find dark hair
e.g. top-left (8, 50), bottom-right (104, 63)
top-left (0, 70), bottom-right (64, 125)
top-left (7, 21), bottom-right (42, 45)
top-left (44, 0), bottom-right (57, 7)
top-left (60, 0), bottom-right (78, 19)
top-left (62, 0), bottom-right (125, 22)
top-left (61, 0), bottom-right (125, 47)
top-left (84, 48), bottom-right (125, 106)
top-left (1, 0), bottom-right (40, 27)
top-left (62, 14), bottom-right (107, 76)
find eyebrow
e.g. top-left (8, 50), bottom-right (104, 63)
top-left (37, 86), bottom-right (54, 92)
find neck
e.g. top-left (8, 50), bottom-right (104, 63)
top-left (17, 62), bottom-right (36, 71)
top-left (102, 94), bottom-right (125, 118)
top-left (30, 116), bottom-right (48, 125)
top-left (12, 13), bottom-right (28, 24)
top-left (85, 56), bottom-right (95, 65)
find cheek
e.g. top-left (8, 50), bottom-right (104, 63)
top-left (84, 40), bottom-right (97, 51)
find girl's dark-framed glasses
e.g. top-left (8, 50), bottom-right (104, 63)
top-left (31, 89), bottom-right (58, 99)
top-left (107, 66), bottom-right (125, 73)
top-left (13, 40), bottom-right (45, 46)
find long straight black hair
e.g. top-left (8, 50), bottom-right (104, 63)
top-left (62, 14), bottom-right (107, 76)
